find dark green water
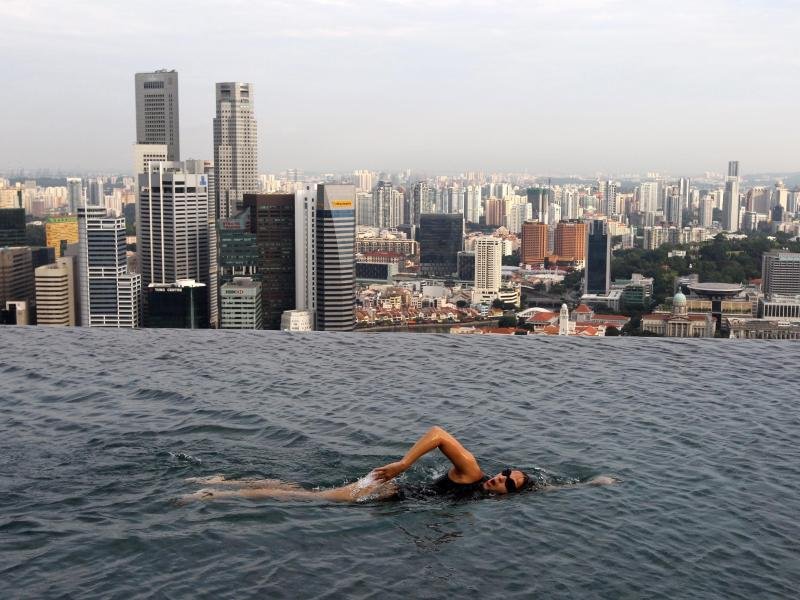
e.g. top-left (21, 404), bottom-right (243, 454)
top-left (1, 328), bottom-right (798, 598)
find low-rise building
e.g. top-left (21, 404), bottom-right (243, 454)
top-left (641, 292), bottom-right (715, 337)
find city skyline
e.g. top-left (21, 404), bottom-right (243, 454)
top-left (2, 1), bottom-right (799, 174)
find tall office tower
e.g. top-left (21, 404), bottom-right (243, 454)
top-left (137, 162), bottom-right (210, 324)
top-left (464, 185), bottom-right (482, 223)
top-left (0, 208), bottom-right (26, 246)
top-left (218, 207), bottom-right (259, 285)
top-left (762, 251), bottom-right (800, 297)
top-left (133, 144), bottom-right (168, 176)
top-left (315, 184), bottom-right (356, 331)
top-left (220, 277), bottom-right (263, 329)
top-left (213, 82), bottom-right (258, 219)
top-left (66, 178), bottom-right (82, 213)
top-left (679, 177), bottom-right (691, 211)
top-left (554, 221), bottom-right (587, 265)
top-left (45, 216), bottom-right (79, 258)
top-left (474, 237), bottom-right (502, 300)
top-left (242, 193), bottom-right (296, 330)
top-left (135, 69), bottom-right (180, 161)
top-left (699, 195), bottom-right (714, 227)
top-left (548, 202), bottom-right (561, 226)
top-left (184, 159), bottom-right (218, 327)
top-left (665, 194), bottom-right (682, 228)
top-left (294, 185), bottom-right (317, 320)
top-left (418, 213), bottom-right (464, 277)
top-left (584, 220), bottom-right (610, 295)
top-left (507, 203), bottom-right (532, 234)
top-left (35, 256), bottom-right (76, 326)
top-left (147, 280), bottom-right (208, 328)
top-left (77, 206), bottom-right (141, 327)
top-left (0, 247), bottom-right (34, 310)
top-left (520, 221), bottom-right (548, 265)
top-left (526, 187), bottom-right (546, 222)
top-left (723, 160), bottom-right (741, 232)
top-left (639, 181), bottom-right (659, 215)
top-left (484, 198), bottom-right (505, 227)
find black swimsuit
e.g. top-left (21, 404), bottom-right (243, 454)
top-left (395, 473), bottom-right (490, 501)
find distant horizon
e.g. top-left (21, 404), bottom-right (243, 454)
top-left (2, 1), bottom-right (799, 174)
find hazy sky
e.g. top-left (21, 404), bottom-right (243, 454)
top-left (2, 0), bottom-right (799, 175)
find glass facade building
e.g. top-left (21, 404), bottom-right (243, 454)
top-left (418, 214), bottom-right (464, 277)
top-left (146, 281), bottom-right (209, 328)
top-left (585, 219), bottom-right (610, 295)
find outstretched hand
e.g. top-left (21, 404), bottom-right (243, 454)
top-left (372, 461), bottom-right (407, 482)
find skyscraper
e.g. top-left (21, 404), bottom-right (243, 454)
top-left (315, 184), bottom-right (356, 331)
top-left (220, 277), bottom-right (263, 329)
top-left (722, 160), bottom-right (741, 232)
top-left (0, 247), bottom-right (34, 310)
top-left (213, 82), bottom-right (258, 219)
top-left (135, 69), bottom-right (180, 161)
top-left (147, 280), bottom-right (209, 328)
top-left (77, 206), bottom-right (141, 327)
top-left (137, 162), bottom-right (210, 324)
top-left (45, 216), bottom-right (79, 258)
top-left (584, 219), bottom-right (610, 295)
top-left (418, 213), bottom-right (464, 277)
top-left (242, 193), bottom-right (296, 330)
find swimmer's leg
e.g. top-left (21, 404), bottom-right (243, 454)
top-left (178, 486), bottom-right (321, 504)
top-left (319, 480), bottom-right (399, 503)
top-left (184, 475), bottom-right (302, 490)
top-left (586, 475), bottom-right (620, 486)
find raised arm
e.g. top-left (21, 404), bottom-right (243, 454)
top-left (372, 426), bottom-right (483, 483)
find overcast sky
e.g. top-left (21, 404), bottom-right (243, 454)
top-left (1, 0), bottom-right (799, 176)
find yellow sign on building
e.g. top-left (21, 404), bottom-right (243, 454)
top-left (331, 199), bottom-right (353, 209)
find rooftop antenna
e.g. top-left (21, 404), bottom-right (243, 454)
top-left (17, 189), bottom-right (22, 209)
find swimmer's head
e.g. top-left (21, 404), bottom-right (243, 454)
top-left (483, 468), bottom-right (533, 495)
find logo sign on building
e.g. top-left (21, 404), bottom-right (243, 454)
top-left (331, 199), bottom-right (353, 209)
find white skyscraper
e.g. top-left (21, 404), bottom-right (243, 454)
top-left (722, 160), bottom-right (741, 232)
top-left (474, 236), bottom-right (502, 303)
top-left (639, 181), bottom-right (659, 215)
top-left (699, 195), bottom-right (714, 228)
top-left (213, 82), bottom-right (258, 219)
top-left (507, 203), bottom-right (532, 234)
top-left (135, 70), bottom-right (180, 162)
top-left (294, 184), bottom-right (317, 321)
top-left (77, 206), bottom-right (141, 327)
top-left (137, 162), bottom-right (211, 324)
top-left (464, 185), bottom-right (482, 223)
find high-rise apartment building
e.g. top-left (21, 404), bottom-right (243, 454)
top-left (722, 160), bottom-right (741, 232)
top-left (220, 277), bottom-right (263, 329)
top-left (77, 206), bottom-right (141, 327)
top-left (34, 256), bottom-right (76, 326)
top-left (213, 82), bottom-right (258, 219)
top-left (762, 251), bottom-right (800, 297)
top-left (356, 192), bottom-right (375, 227)
top-left (45, 216), bottom-right (79, 258)
top-left (315, 184), bottom-right (356, 331)
top-left (412, 181), bottom-right (432, 223)
top-left (464, 185), bottom-right (482, 224)
top-left (699, 195), bottom-right (715, 228)
top-left (137, 162), bottom-right (210, 324)
top-left (66, 178), bottom-right (82, 213)
top-left (584, 220), bottom-right (610, 295)
top-left (639, 181), bottom-right (659, 215)
top-left (599, 180), bottom-right (618, 215)
top-left (242, 193), bottom-right (296, 330)
top-left (135, 70), bottom-right (180, 161)
top-left (554, 220), bottom-right (587, 266)
top-left (418, 213), bottom-right (464, 277)
top-left (474, 237), bottom-right (502, 302)
top-left (665, 194), bottom-right (682, 228)
top-left (520, 221), bottom-right (548, 265)
top-left (373, 181), bottom-right (395, 229)
top-left (507, 203), bottom-right (533, 234)
top-left (484, 198), bottom-right (505, 227)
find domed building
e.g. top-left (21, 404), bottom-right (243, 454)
top-left (641, 291), bottom-right (715, 337)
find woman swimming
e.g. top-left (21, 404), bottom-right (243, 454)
top-left (180, 426), bottom-right (616, 503)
